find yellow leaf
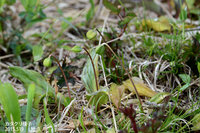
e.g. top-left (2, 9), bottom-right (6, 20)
top-left (109, 83), bottom-right (125, 108)
top-left (142, 16), bottom-right (171, 32)
top-left (123, 77), bottom-right (157, 97)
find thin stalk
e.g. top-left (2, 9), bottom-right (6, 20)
top-left (50, 55), bottom-right (71, 100)
top-left (103, 43), bottom-right (143, 112)
top-left (83, 48), bottom-right (99, 91)
top-left (96, 29), bottom-right (106, 43)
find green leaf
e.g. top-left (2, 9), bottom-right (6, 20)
top-left (9, 66), bottom-right (54, 107)
top-left (179, 74), bottom-right (191, 84)
top-left (149, 92), bottom-right (170, 104)
top-left (6, 0), bottom-right (16, 5)
top-left (86, 0), bottom-right (95, 21)
top-left (179, 83), bottom-right (190, 91)
top-left (20, 0), bottom-right (37, 11)
top-left (86, 87), bottom-right (109, 107)
top-left (26, 83), bottom-right (35, 132)
top-left (192, 113), bottom-right (200, 131)
top-left (56, 93), bottom-right (71, 107)
top-left (0, 83), bottom-right (21, 132)
top-left (81, 49), bottom-right (99, 93)
top-left (103, 0), bottom-right (120, 13)
top-left (32, 44), bottom-right (43, 62)
top-left (71, 45), bottom-right (82, 53)
top-left (95, 45), bottom-right (105, 55)
top-left (119, 16), bottom-right (134, 27)
top-left (197, 62), bottom-right (200, 75)
top-left (0, 0), bottom-right (5, 12)
top-left (43, 98), bottom-right (55, 133)
top-left (179, 7), bottom-right (187, 21)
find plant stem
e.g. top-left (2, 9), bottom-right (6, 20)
top-left (103, 43), bottom-right (143, 112)
top-left (96, 29), bottom-right (106, 43)
top-left (50, 55), bottom-right (71, 100)
top-left (83, 48), bottom-right (99, 91)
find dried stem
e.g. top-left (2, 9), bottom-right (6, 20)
top-left (83, 48), bottom-right (99, 91)
top-left (50, 55), bottom-right (71, 100)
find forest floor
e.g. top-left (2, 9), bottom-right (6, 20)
top-left (0, 0), bottom-right (200, 132)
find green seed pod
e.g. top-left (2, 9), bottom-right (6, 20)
top-left (71, 45), bottom-right (82, 53)
top-left (86, 30), bottom-right (97, 40)
top-left (43, 57), bottom-right (52, 67)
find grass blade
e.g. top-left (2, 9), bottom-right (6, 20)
top-left (0, 83), bottom-right (21, 133)
top-left (26, 83), bottom-right (35, 133)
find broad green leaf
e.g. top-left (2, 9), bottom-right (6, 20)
top-left (26, 83), bottom-right (35, 132)
top-left (0, 83), bottom-right (21, 132)
top-left (32, 44), bottom-right (43, 62)
top-left (82, 49), bottom-right (99, 93)
top-left (86, 87), bottom-right (109, 106)
top-left (103, 0), bottom-right (120, 13)
top-left (149, 92), bottom-right (170, 104)
top-left (123, 77), bottom-right (157, 97)
top-left (43, 98), bottom-right (55, 132)
top-left (179, 74), bottom-right (191, 84)
top-left (9, 66), bottom-right (54, 107)
top-left (141, 16), bottom-right (171, 32)
top-left (192, 113), bottom-right (200, 131)
top-left (109, 83), bottom-right (125, 108)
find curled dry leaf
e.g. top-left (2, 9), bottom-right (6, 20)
top-left (123, 77), bottom-right (157, 97)
top-left (109, 83), bottom-right (125, 108)
top-left (110, 77), bottom-right (157, 108)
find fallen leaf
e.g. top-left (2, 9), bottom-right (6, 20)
top-left (123, 77), bottom-right (157, 97)
top-left (66, 119), bottom-right (95, 129)
top-left (141, 16), bottom-right (171, 32)
top-left (109, 83), bottom-right (125, 108)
